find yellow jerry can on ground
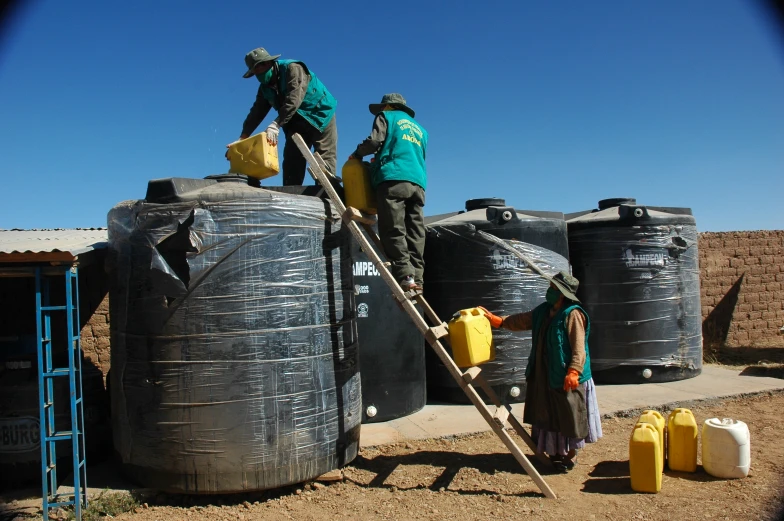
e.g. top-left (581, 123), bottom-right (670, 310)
top-left (342, 158), bottom-right (377, 214)
top-left (629, 422), bottom-right (663, 493)
top-left (447, 308), bottom-right (494, 368)
top-left (667, 408), bottom-right (698, 472)
top-left (226, 132), bottom-right (280, 180)
top-left (638, 410), bottom-right (666, 467)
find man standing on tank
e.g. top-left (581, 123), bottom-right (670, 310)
top-left (229, 47), bottom-right (338, 185)
top-left (349, 93), bottom-right (428, 292)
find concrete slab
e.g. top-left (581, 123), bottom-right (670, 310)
top-left (359, 364), bottom-right (784, 447)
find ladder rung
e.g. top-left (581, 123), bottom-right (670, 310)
top-left (425, 324), bottom-right (449, 344)
top-left (342, 206), bottom-right (377, 226)
top-left (46, 431), bottom-right (73, 441)
top-left (462, 366), bottom-right (482, 384)
top-left (48, 500), bottom-right (77, 508)
top-left (493, 406), bottom-right (510, 426)
top-left (402, 288), bottom-right (423, 300)
top-left (41, 306), bottom-right (67, 311)
top-left (43, 369), bottom-right (71, 378)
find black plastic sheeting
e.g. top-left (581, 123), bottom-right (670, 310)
top-left (424, 216), bottom-right (569, 403)
top-left (107, 180), bottom-right (361, 494)
top-left (568, 204), bottom-right (702, 383)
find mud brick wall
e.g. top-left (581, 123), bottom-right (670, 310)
top-left (699, 231), bottom-right (784, 347)
top-left (79, 293), bottom-right (110, 382)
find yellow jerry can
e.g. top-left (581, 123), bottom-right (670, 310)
top-left (447, 308), bottom-right (494, 368)
top-left (667, 408), bottom-right (698, 472)
top-left (342, 158), bottom-right (377, 214)
top-left (638, 410), bottom-right (666, 467)
top-left (226, 132), bottom-right (280, 180)
top-left (629, 422), bottom-right (663, 493)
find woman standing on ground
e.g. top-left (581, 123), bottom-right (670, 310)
top-left (479, 271), bottom-right (603, 472)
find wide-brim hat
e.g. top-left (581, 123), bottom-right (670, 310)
top-left (242, 47), bottom-right (281, 78)
top-left (550, 271), bottom-right (580, 303)
top-left (369, 93), bottom-right (415, 118)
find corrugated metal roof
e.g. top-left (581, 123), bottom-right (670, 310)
top-left (0, 228), bottom-right (108, 258)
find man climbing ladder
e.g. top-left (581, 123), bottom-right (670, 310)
top-left (290, 133), bottom-right (557, 499)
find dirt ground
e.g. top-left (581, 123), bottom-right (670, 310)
top-left (21, 391), bottom-right (778, 521)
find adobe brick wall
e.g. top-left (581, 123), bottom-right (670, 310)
top-left (79, 293), bottom-right (110, 382)
top-left (75, 259), bottom-right (111, 384)
top-left (699, 231), bottom-right (784, 348)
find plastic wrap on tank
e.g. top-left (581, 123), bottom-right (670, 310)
top-left (107, 181), bottom-right (360, 494)
top-left (425, 225), bottom-right (570, 388)
top-left (568, 220), bottom-right (701, 375)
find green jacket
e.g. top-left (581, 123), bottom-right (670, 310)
top-left (371, 110), bottom-right (428, 190)
top-left (258, 59), bottom-right (336, 132)
top-left (527, 302), bottom-right (592, 389)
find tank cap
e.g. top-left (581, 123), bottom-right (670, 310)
top-left (598, 198), bottom-right (637, 210)
top-left (466, 198), bottom-right (506, 211)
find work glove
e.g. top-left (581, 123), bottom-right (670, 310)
top-left (477, 306), bottom-right (503, 329)
top-left (563, 368), bottom-right (580, 391)
top-left (265, 121), bottom-right (280, 146)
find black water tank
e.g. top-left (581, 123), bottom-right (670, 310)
top-left (567, 199), bottom-right (702, 384)
top-left (107, 176), bottom-right (361, 494)
top-left (424, 199), bottom-right (570, 403)
top-left (350, 228), bottom-right (426, 423)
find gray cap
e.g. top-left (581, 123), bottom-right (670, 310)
top-left (242, 47), bottom-right (281, 78)
top-left (369, 93), bottom-right (415, 118)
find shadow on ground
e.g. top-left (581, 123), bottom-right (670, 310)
top-left (582, 460), bottom-right (727, 495)
top-left (350, 450), bottom-right (554, 497)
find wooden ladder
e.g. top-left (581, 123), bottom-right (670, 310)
top-left (291, 134), bottom-right (556, 499)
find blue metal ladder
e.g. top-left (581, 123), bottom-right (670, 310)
top-left (35, 266), bottom-right (88, 519)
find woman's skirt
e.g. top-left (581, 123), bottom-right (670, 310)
top-left (531, 377), bottom-right (603, 456)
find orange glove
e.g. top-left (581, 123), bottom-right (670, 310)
top-left (477, 306), bottom-right (503, 328)
top-left (563, 368), bottom-right (580, 391)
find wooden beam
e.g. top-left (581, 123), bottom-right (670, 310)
top-left (0, 252), bottom-right (76, 264)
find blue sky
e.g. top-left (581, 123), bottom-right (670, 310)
top-left (1, 0), bottom-right (782, 231)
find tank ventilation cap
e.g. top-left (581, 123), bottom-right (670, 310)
top-left (466, 198), bottom-right (506, 211)
top-left (619, 205), bottom-right (650, 220)
top-left (598, 198), bottom-right (637, 210)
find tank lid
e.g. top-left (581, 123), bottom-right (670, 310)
top-left (145, 177), bottom-right (218, 203)
top-left (466, 198), bottom-right (506, 211)
top-left (205, 173), bottom-right (251, 184)
top-left (598, 198), bottom-right (637, 210)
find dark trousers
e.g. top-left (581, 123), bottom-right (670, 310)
top-left (376, 181), bottom-right (426, 284)
top-left (282, 114), bottom-right (338, 185)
